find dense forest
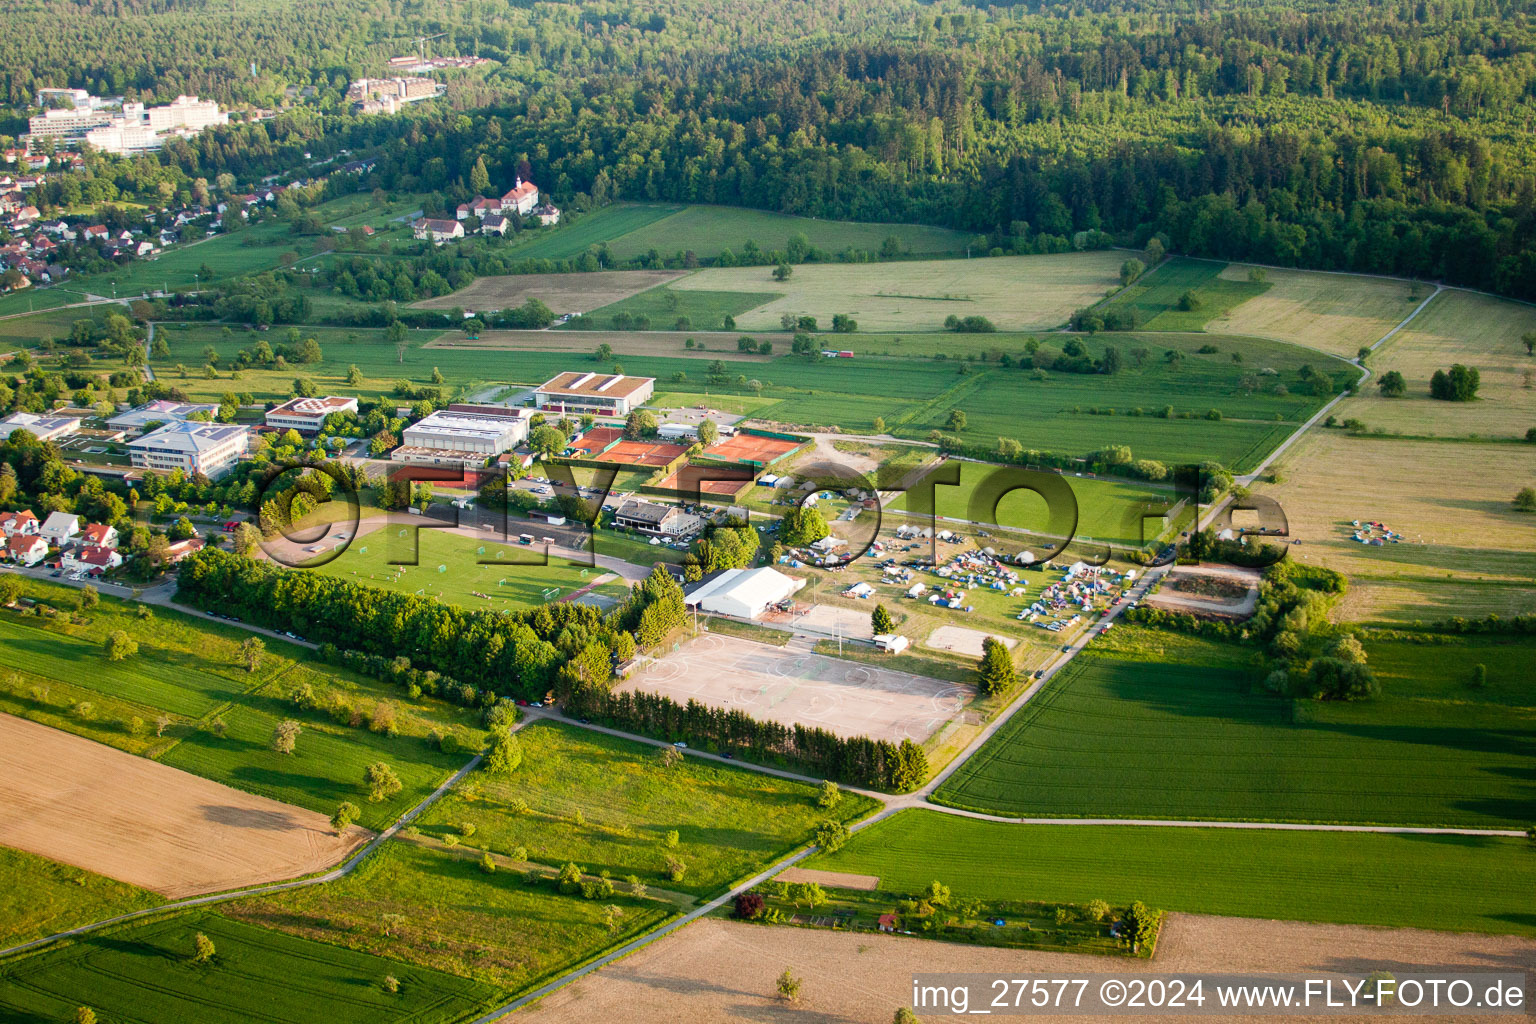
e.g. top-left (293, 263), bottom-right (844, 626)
top-left (6, 0), bottom-right (1536, 295)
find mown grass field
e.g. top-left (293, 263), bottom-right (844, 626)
top-left (0, 912), bottom-right (497, 1022)
top-left (933, 626), bottom-right (1536, 828)
top-left (561, 282), bottom-right (781, 332)
top-left (421, 720), bottom-right (880, 897)
top-left (807, 810), bottom-right (1536, 935)
top-left (311, 528), bottom-right (625, 611)
top-left (0, 846), bottom-right (161, 950)
top-left (0, 307), bottom-right (110, 351)
top-left (673, 252), bottom-right (1125, 332)
top-left (1349, 289), bottom-right (1536, 440)
top-left (494, 203), bottom-right (685, 261)
top-left (0, 579), bottom-right (486, 829)
top-left (887, 459), bottom-right (1185, 548)
top-left (229, 839), bottom-right (674, 994)
top-left (1257, 430), bottom-right (1536, 623)
top-left (1207, 264), bottom-right (1422, 356)
top-left (414, 268), bottom-right (681, 314)
top-left (1101, 258), bottom-right (1269, 331)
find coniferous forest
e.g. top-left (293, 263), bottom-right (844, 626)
top-left (5, 0), bottom-right (1536, 296)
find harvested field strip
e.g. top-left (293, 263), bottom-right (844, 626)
top-left (0, 713), bottom-right (369, 898)
top-left (809, 810), bottom-right (1536, 935)
top-left (1208, 265), bottom-right (1421, 356)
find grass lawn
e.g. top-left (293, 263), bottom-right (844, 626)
top-left (0, 579), bottom-right (487, 830)
top-left (807, 810), bottom-right (1536, 936)
top-left (598, 203), bottom-right (972, 262)
top-left (562, 281), bottom-right (780, 333)
top-left (888, 460), bottom-right (1186, 548)
top-left (674, 252), bottom-right (1123, 332)
top-left (227, 839), bottom-right (674, 994)
top-left (419, 720), bottom-right (880, 897)
top-left (1207, 264), bottom-right (1422, 357)
top-left (933, 626), bottom-right (1536, 829)
top-left (497, 203), bottom-right (685, 262)
top-left (1257, 431), bottom-right (1536, 624)
top-left (0, 307), bottom-right (110, 351)
top-left (0, 846), bottom-right (162, 950)
top-left (310, 527), bottom-right (616, 611)
top-left (647, 391), bottom-right (781, 416)
top-left (1102, 258), bottom-right (1269, 331)
top-left (1348, 289), bottom-right (1536, 441)
top-left (0, 911), bottom-right (497, 1023)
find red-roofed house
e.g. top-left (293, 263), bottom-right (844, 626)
top-left (499, 178), bottom-right (539, 215)
top-left (82, 224), bottom-right (110, 242)
top-left (9, 535), bottom-right (47, 566)
top-left (456, 196), bottom-right (501, 220)
top-left (162, 536), bottom-right (205, 564)
top-left (80, 522), bottom-right (119, 550)
top-left (63, 544), bottom-right (122, 574)
top-left (0, 510), bottom-right (39, 538)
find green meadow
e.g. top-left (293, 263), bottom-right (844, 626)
top-left (934, 626), bottom-right (1536, 829)
top-left (0, 847), bottom-right (161, 951)
top-left (808, 810), bottom-right (1536, 936)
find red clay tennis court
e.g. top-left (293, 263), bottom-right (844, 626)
top-left (654, 464), bottom-right (756, 496)
top-left (707, 432), bottom-right (804, 465)
top-left (570, 426), bottom-right (624, 455)
top-left (600, 439), bottom-right (690, 467)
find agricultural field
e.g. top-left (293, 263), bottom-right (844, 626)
top-left (229, 839), bottom-right (675, 995)
top-left (420, 720), bottom-right (880, 896)
top-left (0, 579), bottom-right (487, 830)
top-left (1206, 265), bottom-right (1422, 356)
top-left (1257, 430), bottom-right (1536, 623)
top-left (431, 329), bottom-right (769, 361)
top-left (600, 204), bottom-right (973, 262)
top-left (887, 460), bottom-right (1187, 549)
top-left (309, 526), bottom-right (629, 610)
top-left (0, 912), bottom-right (497, 1023)
top-left (671, 252), bottom-right (1125, 332)
top-left (1346, 289), bottom-right (1536, 440)
top-left (414, 269), bottom-right (683, 314)
top-left (0, 846), bottom-right (160, 951)
top-left (561, 282), bottom-right (780, 333)
top-left (499, 203), bottom-right (685, 261)
top-left (1099, 258), bottom-right (1269, 331)
top-left (933, 625), bottom-right (1536, 828)
top-left (0, 713), bottom-right (368, 898)
top-left (807, 810), bottom-right (1536, 936)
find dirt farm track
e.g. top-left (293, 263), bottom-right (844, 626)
top-left (513, 916), bottom-right (1536, 1024)
top-left (0, 714), bottom-right (369, 899)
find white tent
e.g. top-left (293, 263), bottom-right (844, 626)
top-left (685, 567), bottom-right (805, 619)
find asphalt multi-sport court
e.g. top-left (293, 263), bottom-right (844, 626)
top-left (619, 633), bottom-right (968, 742)
top-left (707, 432), bottom-right (803, 465)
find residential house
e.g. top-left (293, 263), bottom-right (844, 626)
top-left (412, 217), bottom-right (463, 244)
top-left (40, 511), bottom-right (81, 547)
top-left (162, 536), bottom-right (206, 564)
top-left (456, 196), bottom-right (501, 220)
top-left (79, 522), bottom-right (119, 550)
top-left (0, 510), bottom-right (39, 538)
top-left (531, 203), bottom-right (561, 226)
top-left (63, 544), bottom-right (121, 574)
top-left (479, 214), bottom-right (509, 236)
top-left (10, 535), bottom-right (48, 566)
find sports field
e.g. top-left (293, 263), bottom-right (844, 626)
top-left (600, 438), bottom-right (691, 467)
top-left (422, 720), bottom-right (879, 896)
top-left (1100, 258), bottom-right (1269, 331)
top-left (307, 527), bottom-right (622, 610)
top-left (1258, 430), bottom-right (1536, 623)
top-left (619, 632), bottom-right (970, 742)
top-left (414, 269), bottom-right (682, 314)
top-left (1348, 289), bottom-right (1536, 439)
top-left (1207, 265), bottom-right (1420, 356)
top-left (0, 713), bottom-right (368, 898)
top-left (0, 912), bottom-right (496, 1023)
top-left (807, 810), bottom-right (1536, 935)
top-left (704, 431), bottom-right (804, 466)
top-left (672, 252), bottom-right (1125, 332)
top-left (932, 625), bottom-right (1536, 828)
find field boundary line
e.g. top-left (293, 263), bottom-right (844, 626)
top-left (0, 745), bottom-right (490, 962)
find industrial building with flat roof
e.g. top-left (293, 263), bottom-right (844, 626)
top-left (108, 400), bottom-right (220, 433)
top-left (393, 406), bottom-right (531, 467)
top-left (534, 372), bottom-right (655, 416)
top-left (264, 396), bottom-right (358, 434)
top-left (0, 411), bottom-right (81, 442)
top-left (127, 421), bottom-right (249, 479)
